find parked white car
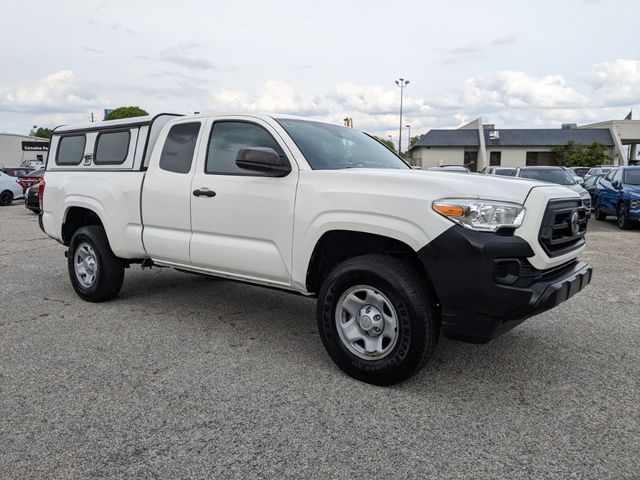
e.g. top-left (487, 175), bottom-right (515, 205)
top-left (0, 171), bottom-right (25, 206)
top-left (39, 113), bottom-right (593, 385)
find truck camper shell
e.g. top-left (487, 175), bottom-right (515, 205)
top-left (48, 113), bottom-right (181, 171)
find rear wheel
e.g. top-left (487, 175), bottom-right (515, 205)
top-left (617, 202), bottom-right (631, 230)
top-left (68, 226), bottom-right (125, 302)
top-left (317, 254), bottom-right (439, 386)
top-left (594, 202), bottom-right (606, 221)
top-left (0, 190), bottom-right (13, 206)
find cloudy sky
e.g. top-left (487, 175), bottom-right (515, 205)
top-left (1, 0), bottom-right (639, 149)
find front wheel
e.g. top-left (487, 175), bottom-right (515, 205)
top-left (0, 190), bottom-right (13, 206)
top-left (317, 255), bottom-right (439, 386)
top-left (594, 202), bottom-right (606, 221)
top-left (617, 202), bottom-right (631, 230)
top-left (68, 226), bottom-right (125, 302)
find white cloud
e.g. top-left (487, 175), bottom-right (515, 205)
top-left (0, 70), bottom-right (108, 114)
top-left (433, 70), bottom-right (589, 111)
top-left (3, 58), bottom-right (639, 142)
top-left (207, 60), bottom-right (640, 142)
top-left (585, 59), bottom-right (640, 105)
top-left (211, 80), bottom-right (326, 116)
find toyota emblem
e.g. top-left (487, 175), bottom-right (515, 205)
top-left (570, 211), bottom-right (580, 236)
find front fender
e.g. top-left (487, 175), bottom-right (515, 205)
top-left (291, 210), bottom-right (448, 292)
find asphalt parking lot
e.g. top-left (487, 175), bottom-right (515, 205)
top-left (1, 203), bottom-right (638, 479)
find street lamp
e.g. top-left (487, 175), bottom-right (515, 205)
top-left (406, 124), bottom-right (411, 151)
top-left (395, 78), bottom-right (409, 155)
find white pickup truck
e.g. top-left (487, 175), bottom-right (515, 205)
top-left (40, 113), bottom-right (592, 385)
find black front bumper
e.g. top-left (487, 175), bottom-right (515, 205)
top-left (418, 225), bottom-right (592, 344)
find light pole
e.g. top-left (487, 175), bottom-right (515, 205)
top-left (395, 78), bottom-right (409, 155)
top-left (406, 124), bottom-right (411, 151)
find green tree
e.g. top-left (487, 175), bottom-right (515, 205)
top-left (372, 135), bottom-right (396, 152)
top-left (104, 106), bottom-right (148, 121)
top-left (409, 135), bottom-right (423, 149)
top-left (552, 141), bottom-right (610, 167)
top-left (29, 127), bottom-right (53, 139)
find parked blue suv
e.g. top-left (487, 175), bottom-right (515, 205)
top-left (594, 166), bottom-right (640, 229)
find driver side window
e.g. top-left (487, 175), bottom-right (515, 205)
top-left (205, 121), bottom-right (286, 175)
top-left (612, 169), bottom-right (622, 182)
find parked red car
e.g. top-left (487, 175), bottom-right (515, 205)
top-left (16, 168), bottom-right (44, 191)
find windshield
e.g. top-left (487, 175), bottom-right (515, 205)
top-left (519, 169), bottom-right (576, 185)
top-left (624, 169), bottom-right (640, 185)
top-left (277, 119), bottom-right (409, 170)
top-left (495, 168), bottom-right (515, 176)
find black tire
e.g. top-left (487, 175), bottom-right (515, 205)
top-left (317, 254), bottom-right (439, 386)
top-left (594, 202), bottom-right (606, 221)
top-left (0, 190), bottom-right (13, 206)
top-left (68, 226), bottom-right (125, 302)
top-left (617, 202), bottom-right (631, 230)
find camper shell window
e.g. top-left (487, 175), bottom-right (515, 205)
top-left (94, 130), bottom-right (131, 165)
top-left (56, 135), bottom-right (86, 165)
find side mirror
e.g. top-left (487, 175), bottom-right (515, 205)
top-left (236, 147), bottom-right (291, 177)
top-left (611, 180), bottom-right (621, 189)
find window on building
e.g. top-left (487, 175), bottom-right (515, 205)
top-left (489, 151), bottom-right (502, 166)
top-left (526, 151), bottom-right (556, 166)
top-left (159, 123), bottom-right (201, 174)
top-left (56, 135), bottom-right (86, 165)
top-left (94, 130), bottom-right (130, 164)
top-left (206, 121), bottom-right (286, 175)
top-left (463, 151), bottom-right (478, 172)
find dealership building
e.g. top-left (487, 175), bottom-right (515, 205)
top-left (0, 133), bottom-right (50, 169)
top-left (409, 117), bottom-right (640, 171)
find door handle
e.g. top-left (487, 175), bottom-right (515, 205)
top-left (193, 188), bottom-right (216, 197)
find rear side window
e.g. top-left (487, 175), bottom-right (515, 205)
top-left (56, 135), bottom-right (86, 165)
top-left (94, 130), bottom-right (130, 164)
top-left (159, 123), bottom-right (201, 174)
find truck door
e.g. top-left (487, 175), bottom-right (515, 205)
top-left (141, 119), bottom-right (205, 264)
top-left (189, 118), bottom-right (297, 286)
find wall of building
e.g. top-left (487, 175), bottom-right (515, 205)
top-left (487, 147), bottom-right (552, 167)
top-left (0, 134), bottom-right (49, 167)
top-left (581, 120), bottom-right (640, 165)
top-left (412, 147), bottom-right (465, 168)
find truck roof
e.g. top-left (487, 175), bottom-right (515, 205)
top-left (54, 113), bottom-right (182, 134)
top-left (53, 112), bottom-right (340, 136)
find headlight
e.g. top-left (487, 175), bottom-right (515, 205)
top-left (432, 199), bottom-right (526, 232)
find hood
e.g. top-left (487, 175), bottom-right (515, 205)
top-left (306, 169), bottom-right (580, 205)
top-left (566, 183), bottom-right (589, 196)
top-left (624, 184), bottom-right (640, 196)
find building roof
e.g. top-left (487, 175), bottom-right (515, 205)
top-left (415, 129), bottom-right (480, 147)
top-left (413, 127), bottom-right (614, 149)
top-left (483, 128), bottom-right (614, 147)
top-left (0, 133), bottom-right (50, 141)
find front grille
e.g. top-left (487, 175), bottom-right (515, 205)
top-left (538, 199), bottom-right (588, 257)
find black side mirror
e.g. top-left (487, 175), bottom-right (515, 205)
top-left (611, 180), bottom-right (620, 189)
top-left (235, 147), bottom-right (291, 177)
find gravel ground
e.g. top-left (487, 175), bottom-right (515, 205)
top-left (0, 202), bottom-right (639, 479)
